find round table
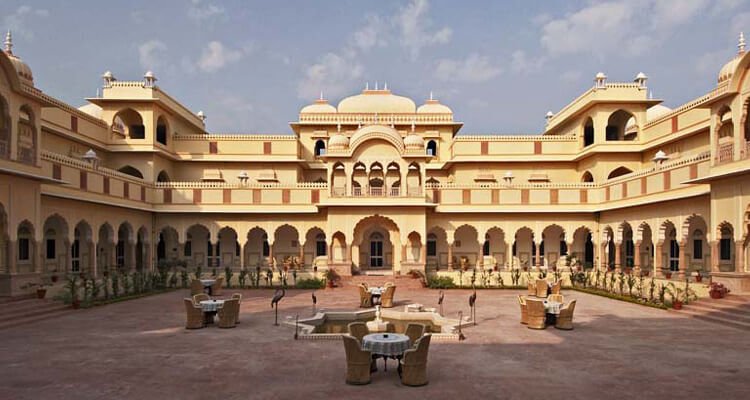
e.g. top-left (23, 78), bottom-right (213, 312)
top-left (543, 300), bottom-right (561, 325)
top-left (199, 299), bottom-right (224, 324)
top-left (362, 333), bottom-right (410, 372)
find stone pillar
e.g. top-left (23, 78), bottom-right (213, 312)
top-left (735, 240), bottom-right (744, 273)
top-left (710, 241), bottom-right (719, 272)
top-left (534, 242), bottom-right (541, 268)
top-left (420, 243), bottom-right (427, 265)
top-left (654, 243), bottom-right (663, 276)
top-left (268, 243), bottom-right (274, 269)
top-left (634, 241), bottom-right (642, 270)
top-left (177, 243), bottom-right (185, 263)
top-left (599, 242), bottom-right (608, 270)
top-left (678, 242), bottom-right (686, 275)
top-left (8, 240), bottom-right (17, 274)
top-left (89, 241), bottom-right (97, 278)
top-left (506, 241), bottom-right (513, 269)
top-left (298, 242), bottom-right (304, 268)
top-left (477, 248), bottom-right (484, 269)
top-left (110, 243), bottom-right (117, 271)
top-left (447, 242), bottom-right (454, 271)
top-left (240, 242), bottom-right (246, 270)
top-left (35, 240), bottom-right (44, 273)
top-left (614, 242), bottom-right (622, 272)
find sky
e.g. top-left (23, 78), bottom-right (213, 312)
top-left (2, 0), bottom-right (750, 134)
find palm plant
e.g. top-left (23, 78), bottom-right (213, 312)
top-left (238, 269), bottom-right (248, 289)
top-left (224, 267), bottom-right (234, 289)
top-left (511, 269), bottom-right (521, 286)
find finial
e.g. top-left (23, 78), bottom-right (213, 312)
top-left (383, 81), bottom-right (388, 90)
top-left (4, 31), bottom-right (12, 55)
top-left (375, 81), bottom-right (379, 90)
top-left (319, 91), bottom-right (324, 100)
top-left (429, 91), bottom-right (434, 101)
top-left (365, 82), bottom-right (369, 91)
top-left (739, 32), bottom-right (746, 54)
top-left (649, 90), bottom-right (653, 99)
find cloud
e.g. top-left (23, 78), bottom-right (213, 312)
top-left (539, 0), bottom-right (711, 58)
top-left (138, 40), bottom-right (168, 70)
top-left (197, 41), bottom-right (244, 72)
top-left (297, 53), bottom-right (364, 99)
top-left (510, 50), bottom-right (545, 74)
top-left (187, 0), bottom-right (225, 23)
top-left (396, 0), bottom-right (452, 58)
top-left (352, 15), bottom-right (388, 51)
top-left (435, 54), bottom-right (501, 83)
top-left (731, 11), bottom-right (750, 35)
top-left (3, 5), bottom-right (49, 40)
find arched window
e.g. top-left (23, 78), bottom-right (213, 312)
top-left (483, 235), bottom-right (490, 256)
top-left (118, 165), bottom-right (144, 179)
top-left (184, 233), bottom-right (192, 257)
top-left (262, 234), bottom-right (270, 257)
top-left (17, 105), bottom-right (36, 165)
top-left (157, 170), bottom-right (170, 182)
top-left (606, 110), bottom-right (636, 141)
top-left (71, 228), bottom-right (81, 272)
top-left (315, 233), bottom-right (327, 257)
top-left (426, 140), bottom-right (437, 156)
top-left (668, 228), bottom-right (679, 271)
top-left (314, 140), bottom-right (326, 156)
top-left (426, 233), bottom-right (437, 257)
top-left (17, 224), bottom-right (32, 261)
top-left (581, 171), bottom-right (593, 183)
top-left (607, 167), bottom-right (633, 180)
top-left (692, 230), bottom-right (703, 260)
top-left (45, 228), bottom-right (56, 259)
top-left (560, 238), bottom-right (568, 256)
top-left (157, 233), bottom-right (166, 261)
top-left (156, 116), bottom-right (168, 146)
top-left (113, 108), bottom-right (145, 139)
top-left (583, 118), bottom-right (594, 147)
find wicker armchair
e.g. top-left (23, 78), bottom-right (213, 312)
top-left (211, 276), bottom-right (224, 296)
top-left (527, 281), bottom-right (536, 296)
top-left (190, 279), bottom-right (204, 296)
top-left (218, 298), bottom-right (239, 328)
top-left (183, 298), bottom-right (204, 329)
top-left (231, 293), bottom-right (242, 323)
top-left (555, 300), bottom-right (577, 330)
top-left (348, 321), bottom-right (370, 342)
top-left (399, 334), bottom-right (431, 386)
top-left (342, 334), bottom-right (372, 385)
top-left (535, 279), bottom-right (549, 297)
top-left (384, 281), bottom-right (395, 288)
top-left (547, 294), bottom-right (564, 304)
top-left (361, 282), bottom-right (369, 291)
top-left (518, 295), bottom-right (528, 324)
top-left (550, 280), bottom-right (561, 294)
top-left (193, 293), bottom-right (210, 305)
top-left (404, 323), bottom-right (426, 345)
top-left (380, 285), bottom-right (396, 308)
top-left (358, 284), bottom-right (372, 308)
top-left (526, 299), bottom-right (547, 330)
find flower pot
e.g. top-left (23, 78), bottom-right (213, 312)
top-left (642, 271), bottom-right (650, 277)
top-left (326, 280), bottom-right (334, 289)
top-left (51, 275), bottom-right (59, 283)
top-left (672, 301), bottom-right (683, 310)
top-left (71, 299), bottom-right (81, 309)
top-left (709, 291), bottom-right (722, 299)
top-left (36, 288), bottom-right (46, 299)
top-left (665, 272), bottom-right (672, 279)
top-left (695, 275), bottom-right (703, 283)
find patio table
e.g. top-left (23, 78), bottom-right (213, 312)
top-left (199, 299), bottom-right (224, 324)
top-left (543, 300), bottom-right (562, 325)
top-left (362, 333), bottom-right (410, 372)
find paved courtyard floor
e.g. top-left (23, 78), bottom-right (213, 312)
top-left (1, 286), bottom-right (748, 400)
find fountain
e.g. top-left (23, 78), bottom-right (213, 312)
top-left (366, 305), bottom-right (390, 332)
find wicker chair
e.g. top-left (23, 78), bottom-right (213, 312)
top-left (193, 293), bottom-right (210, 305)
top-left (550, 280), bottom-right (561, 294)
top-left (358, 284), bottom-right (372, 308)
top-left (380, 285), bottom-right (396, 308)
top-left (404, 323), bottom-right (426, 345)
top-left (547, 294), bottom-right (564, 304)
top-left (361, 282), bottom-right (369, 291)
top-left (399, 334), bottom-right (431, 386)
top-left (231, 293), bottom-right (242, 323)
top-left (211, 276), bottom-right (224, 296)
top-left (348, 321), bottom-right (370, 342)
top-left (526, 281), bottom-right (536, 296)
top-left (518, 295), bottom-right (528, 324)
top-left (526, 299), bottom-right (547, 330)
top-left (342, 334), bottom-right (372, 385)
top-left (190, 279), bottom-right (204, 296)
top-left (384, 281), bottom-right (395, 288)
top-left (218, 298), bottom-right (239, 328)
top-left (534, 279), bottom-right (547, 297)
top-left (183, 298), bottom-right (205, 329)
top-left (555, 300), bottom-right (577, 330)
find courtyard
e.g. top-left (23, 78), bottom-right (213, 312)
top-left (1, 287), bottom-right (748, 399)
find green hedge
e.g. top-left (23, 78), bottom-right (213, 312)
top-left (295, 278), bottom-right (326, 289)
top-left (569, 286), bottom-right (668, 310)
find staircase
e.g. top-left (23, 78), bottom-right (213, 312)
top-left (340, 274), bottom-right (426, 290)
top-left (678, 294), bottom-right (750, 331)
top-left (0, 296), bottom-right (73, 330)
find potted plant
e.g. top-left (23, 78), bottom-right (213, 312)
top-left (665, 270), bottom-right (672, 279)
top-left (691, 270), bottom-right (703, 283)
top-left (459, 256), bottom-right (469, 272)
top-left (324, 268), bottom-right (340, 288)
top-left (709, 282), bottom-right (730, 299)
top-left (65, 274), bottom-right (81, 309)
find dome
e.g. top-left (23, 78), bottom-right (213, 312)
top-left (78, 103), bottom-right (103, 119)
top-left (338, 88), bottom-right (416, 114)
top-left (300, 98), bottom-right (337, 114)
top-left (625, 104), bottom-right (672, 132)
top-left (403, 133), bottom-right (425, 149)
top-left (718, 55), bottom-right (741, 83)
top-left (3, 32), bottom-right (33, 85)
top-left (328, 133), bottom-right (349, 150)
top-left (417, 99), bottom-right (452, 114)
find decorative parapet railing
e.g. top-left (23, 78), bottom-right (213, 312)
top-left (154, 181), bottom-right (328, 189)
top-left (716, 143), bottom-right (734, 164)
top-left (41, 150), bottom-right (147, 184)
top-left (22, 85), bottom-right (108, 128)
top-left (297, 113), bottom-right (455, 124)
top-left (174, 134), bottom-right (297, 141)
top-left (332, 185), bottom-right (423, 198)
top-left (454, 134), bottom-right (576, 142)
top-left (602, 151), bottom-right (710, 185)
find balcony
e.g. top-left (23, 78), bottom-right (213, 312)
top-left (716, 142), bottom-right (734, 164)
top-left (333, 185), bottom-right (423, 198)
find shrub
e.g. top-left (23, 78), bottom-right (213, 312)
top-left (428, 276), bottom-right (457, 289)
top-left (296, 278), bottom-right (325, 289)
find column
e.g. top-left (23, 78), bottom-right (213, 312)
top-left (710, 241), bottom-right (719, 273)
top-left (735, 240), bottom-right (744, 273)
top-left (8, 240), bottom-right (17, 274)
top-left (678, 242), bottom-right (686, 276)
top-left (177, 242), bottom-right (185, 263)
top-left (614, 242), bottom-right (622, 272)
top-left (299, 243), bottom-right (304, 268)
top-left (599, 242), bottom-right (608, 270)
top-left (477, 248), bottom-right (483, 270)
top-left (240, 242), bottom-right (246, 270)
top-left (566, 241), bottom-right (574, 270)
top-left (506, 241), bottom-right (512, 269)
top-left (35, 240), bottom-right (44, 273)
top-left (110, 243), bottom-right (117, 271)
top-left (447, 242), bottom-right (454, 271)
top-left (420, 243), bottom-right (427, 266)
top-left (401, 244), bottom-right (407, 263)
top-left (634, 241), bottom-right (642, 271)
top-left (268, 242), bottom-right (274, 269)
top-left (654, 243), bottom-right (663, 276)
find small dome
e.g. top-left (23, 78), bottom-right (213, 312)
top-left (718, 55), bottom-right (741, 83)
top-left (328, 133), bottom-right (349, 150)
top-left (595, 72), bottom-right (607, 79)
top-left (301, 98), bottom-right (337, 114)
top-left (338, 88), bottom-right (416, 114)
top-left (625, 104), bottom-right (672, 132)
top-left (78, 103), bottom-right (103, 119)
top-left (417, 99), bottom-right (452, 114)
top-left (3, 32), bottom-right (33, 85)
top-left (404, 133), bottom-right (425, 149)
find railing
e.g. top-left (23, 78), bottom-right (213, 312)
top-left (716, 143), bottom-right (734, 164)
top-left (333, 185), bottom-right (422, 198)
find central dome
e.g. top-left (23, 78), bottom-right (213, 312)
top-left (337, 89), bottom-right (416, 114)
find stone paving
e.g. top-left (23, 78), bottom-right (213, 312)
top-left (1, 286), bottom-right (748, 400)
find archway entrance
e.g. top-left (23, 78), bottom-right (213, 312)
top-left (369, 232), bottom-right (385, 267)
top-left (352, 215), bottom-right (401, 273)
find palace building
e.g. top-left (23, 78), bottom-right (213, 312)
top-left (1, 31), bottom-right (750, 296)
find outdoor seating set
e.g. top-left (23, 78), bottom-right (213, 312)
top-left (519, 279), bottom-right (576, 330)
top-left (359, 282), bottom-right (396, 308)
top-left (184, 291), bottom-right (242, 329)
top-left (343, 321), bottom-right (431, 386)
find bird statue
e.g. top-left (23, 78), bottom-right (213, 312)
top-left (311, 290), bottom-right (317, 315)
top-left (469, 288), bottom-right (477, 326)
top-left (271, 288), bottom-right (286, 326)
top-left (457, 310), bottom-right (466, 341)
top-left (438, 290), bottom-right (444, 316)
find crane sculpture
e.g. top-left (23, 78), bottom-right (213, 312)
top-left (457, 310), bottom-right (466, 341)
top-left (469, 288), bottom-right (477, 326)
top-left (438, 290), bottom-right (444, 316)
top-left (271, 288), bottom-right (286, 326)
top-left (311, 290), bottom-right (317, 315)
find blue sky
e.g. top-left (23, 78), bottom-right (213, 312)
top-left (3, 0), bottom-right (750, 134)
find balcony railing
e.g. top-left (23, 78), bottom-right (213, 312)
top-left (333, 185), bottom-right (422, 198)
top-left (716, 143), bottom-right (734, 164)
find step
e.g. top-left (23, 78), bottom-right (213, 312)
top-left (0, 308), bottom-right (75, 330)
top-left (0, 294), bottom-right (37, 304)
top-left (683, 304), bottom-right (750, 323)
top-left (0, 302), bottom-right (70, 323)
top-left (678, 308), bottom-right (750, 331)
top-left (719, 295), bottom-right (750, 306)
top-left (687, 300), bottom-right (750, 314)
top-left (0, 299), bottom-right (62, 315)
